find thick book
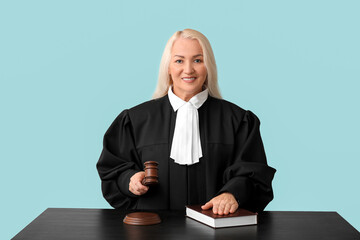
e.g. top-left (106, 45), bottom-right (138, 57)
top-left (186, 205), bottom-right (257, 228)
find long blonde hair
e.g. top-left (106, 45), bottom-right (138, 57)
top-left (153, 29), bottom-right (222, 99)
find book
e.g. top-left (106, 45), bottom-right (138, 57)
top-left (186, 205), bottom-right (257, 228)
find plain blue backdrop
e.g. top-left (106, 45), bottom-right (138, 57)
top-left (1, 1), bottom-right (359, 239)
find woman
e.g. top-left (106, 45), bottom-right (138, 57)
top-left (97, 29), bottom-right (276, 215)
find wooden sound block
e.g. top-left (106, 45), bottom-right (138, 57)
top-left (123, 212), bottom-right (161, 226)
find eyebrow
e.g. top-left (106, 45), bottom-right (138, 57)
top-left (174, 54), bottom-right (203, 58)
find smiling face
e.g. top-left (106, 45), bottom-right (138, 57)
top-left (168, 38), bottom-right (207, 101)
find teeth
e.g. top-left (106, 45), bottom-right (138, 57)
top-left (183, 77), bottom-right (195, 80)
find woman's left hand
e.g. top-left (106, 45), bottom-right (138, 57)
top-left (201, 192), bottom-right (238, 215)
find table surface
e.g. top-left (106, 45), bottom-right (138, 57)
top-left (12, 208), bottom-right (360, 240)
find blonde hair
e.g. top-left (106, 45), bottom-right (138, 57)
top-left (153, 29), bottom-right (222, 99)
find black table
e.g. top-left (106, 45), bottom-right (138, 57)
top-left (12, 208), bottom-right (359, 240)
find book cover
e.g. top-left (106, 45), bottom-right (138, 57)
top-left (186, 205), bottom-right (257, 228)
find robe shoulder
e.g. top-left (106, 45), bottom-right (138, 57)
top-left (109, 96), bottom-right (168, 126)
top-left (209, 96), bottom-right (259, 118)
top-left (207, 96), bottom-right (247, 113)
top-left (205, 97), bottom-right (262, 135)
top-left (126, 95), bottom-right (170, 123)
top-left (124, 95), bottom-right (172, 149)
top-left (109, 96), bottom-right (170, 132)
top-left (128, 95), bottom-right (169, 115)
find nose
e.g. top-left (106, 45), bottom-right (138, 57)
top-left (184, 61), bottom-right (195, 74)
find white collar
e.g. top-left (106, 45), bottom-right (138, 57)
top-left (168, 87), bottom-right (209, 111)
top-left (167, 86), bottom-right (209, 165)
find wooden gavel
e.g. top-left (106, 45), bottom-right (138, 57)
top-left (124, 160), bottom-right (161, 226)
top-left (123, 161), bottom-right (161, 226)
top-left (141, 161), bottom-right (159, 186)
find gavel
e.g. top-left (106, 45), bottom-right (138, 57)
top-left (141, 161), bottom-right (159, 186)
top-left (123, 161), bottom-right (161, 226)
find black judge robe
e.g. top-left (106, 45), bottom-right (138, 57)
top-left (96, 95), bottom-right (276, 213)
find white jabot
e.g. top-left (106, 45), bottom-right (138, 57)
top-left (168, 87), bottom-right (209, 165)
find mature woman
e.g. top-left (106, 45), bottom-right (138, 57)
top-left (97, 29), bottom-right (276, 215)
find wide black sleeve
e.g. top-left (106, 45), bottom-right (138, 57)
top-left (219, 110), bottom-right (276, 212)
top-left (96, 110), bottom-right (142, 209)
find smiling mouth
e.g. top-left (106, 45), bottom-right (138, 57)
top-left (182, 77), bottom-right (196, 82)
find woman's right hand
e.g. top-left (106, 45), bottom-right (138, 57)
top-left (129, 171), bottom-right (149, 195)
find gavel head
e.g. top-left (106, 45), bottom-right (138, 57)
top-left (142, 161), bottom-right (159, 186)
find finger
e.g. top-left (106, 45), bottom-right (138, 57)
top-left (137, 189), bottom-right (147, 195)
top-left (212, 202), bottom-right (219, 214)
top-left (129, 186), bottom-right (141, 195)
top-left (136, 172), bottom-right (145, 181)
top-left (131, 172), bottom-right (145, 183)
top-left (129, 181), bottom-right (138, 192)
top-left (134, 185), bottom-right (148, 195)
top-left (217, 201), bottom-right (225, 215)
top-left (230, 203), bottom-right (238, 213)
top-left (224, 203), bottom-right (231, 215)
top-left (129, 172), bottom-right (145, 190)
top-left (135, 181), bottom-right (149, 191)
top-left (129, 181), bottom-right (148, 195)
top-left (140, 185), bottom-right (149, 193)
top-left (201, 201), bottom-right (213, 210)
top-left (129, 182), bottom-right (135, 193)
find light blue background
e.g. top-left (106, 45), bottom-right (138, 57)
top-left (1, 1), bottom-right (359, 239)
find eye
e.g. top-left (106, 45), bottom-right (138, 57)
top-left (194, 59), bottom-right (202, 63)
top-left (175, 59), bottom-right (183, 64)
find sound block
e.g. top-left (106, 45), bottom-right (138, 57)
top-left (123, 212), bottom-right (161, 225)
